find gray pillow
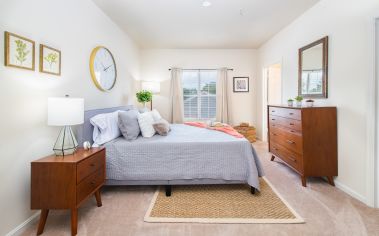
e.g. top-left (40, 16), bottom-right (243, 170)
top-left (153, 119), bottom-right (171, 136)
top-left (118, 110), bottom-right (141, 140)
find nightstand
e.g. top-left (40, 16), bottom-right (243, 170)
top-left (31, 147), bottom-right (106, 235)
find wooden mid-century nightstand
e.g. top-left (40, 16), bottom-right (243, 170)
top-left (31, 147), bottom-right (106, 235)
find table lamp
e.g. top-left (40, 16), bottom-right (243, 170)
top-left (48, 96), bottom-right (84, 156)
top-left (141, 81), bottom-right (160, 110)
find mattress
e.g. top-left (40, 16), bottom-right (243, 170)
top-left (103, 124), bottom-right (264, 190)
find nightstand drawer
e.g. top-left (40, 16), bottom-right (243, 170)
top-left (77, 150), bottom-right (105, 184)
top-left (77, 168), bottom-right (104, 204)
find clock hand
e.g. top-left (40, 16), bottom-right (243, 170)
top-left (100, 62), bottom-right (106, 70)
top-left (104, 64), bottom-right (113, 71)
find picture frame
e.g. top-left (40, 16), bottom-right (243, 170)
top-left (39, 44), bottom-right (61, 75)
top-left (4, 31), bottom-right (35, 71)
top-left (233, 77), bottom-right (249, 92)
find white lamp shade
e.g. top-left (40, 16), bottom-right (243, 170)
top-left (48, 97), bottom-right (84, 126)
top-left (141, 81), bottom-right (160, 94)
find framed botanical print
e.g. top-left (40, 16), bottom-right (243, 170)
top-left (4, 31), bottom-right (35, 70)
top-left (233, 77), bottom-right (249, 92)
top-left (39, 44), bottom-right (61, 75)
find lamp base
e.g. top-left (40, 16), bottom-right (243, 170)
top-left (53, 126), bottom-right (78, 156)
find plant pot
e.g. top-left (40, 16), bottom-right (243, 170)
top-left (296, 101), bottom-right (302, 107)
top-left (306, 101), bottom-right (314, 107)
top-left (287, 101), bottom-right (294, 107)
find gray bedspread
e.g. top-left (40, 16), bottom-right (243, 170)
top-left (104, 124), bottom-right (264, 190)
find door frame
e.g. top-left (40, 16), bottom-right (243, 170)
top-left (262, 61), bottom-right (283, 142)
top-left (367, 18), bottom-right (379, 208)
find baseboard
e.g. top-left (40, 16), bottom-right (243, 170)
top-left (334, 180), bottom-right (367, 205)
top-left (5, 212), bottom-right (39, 236)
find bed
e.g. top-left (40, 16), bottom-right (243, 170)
top-left (77, 106), bottom-right (264, 195)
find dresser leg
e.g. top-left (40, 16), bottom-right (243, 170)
top-left (71, 208), bottom-right (77, 236)
top-left (301, 176), bottom-right (307, 187)
top-left (37, 209), bottom-right (49, 235)
top-left (271, 155), bottom-right (275, 161)
top-left (327, 176), bottom-right (335, 186)
top-left (95, 190), bottom-right (102, 207)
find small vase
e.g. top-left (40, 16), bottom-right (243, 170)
top-left (287, 101), bottom-right (293, 107)
top-left (296, 101), bottom-right (302, 107)
top-left (306, 101), bottom-right (314, 107)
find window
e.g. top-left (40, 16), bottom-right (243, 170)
top-left (182, 70), bottom-right (217, 120)
top-left (301, 70), bottom-right (323, 95)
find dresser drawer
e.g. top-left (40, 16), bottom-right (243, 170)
top-left (269, 115), bottom-right (302, 132)
top-left (270, 143), bottom-right (302, 172)
top-left (77, 150), bottom-right (105, 184)
top-left (269, 107), bottom-right (301, 120)
top-left (77, 168), bottom-right (104, 204)
top-left (269, 126), bottom-right (303, 154)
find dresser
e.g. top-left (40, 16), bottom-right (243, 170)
top-left (31, 147), bottom-right (105, 235)
top-left (267, 105), bottom-right (337, 187)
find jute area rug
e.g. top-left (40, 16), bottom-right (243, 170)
top-left (144, 177), bottom-right (304, 224)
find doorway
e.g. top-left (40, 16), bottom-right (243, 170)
top-left (375, 18), bottom-right (379, 207)
top-left (262, 63), bottom-right (282, 141)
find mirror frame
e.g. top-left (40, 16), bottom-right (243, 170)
top-left (298, 36), bottom-right (329, 98)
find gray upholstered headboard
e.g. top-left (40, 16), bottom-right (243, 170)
top-left (76, 106), bottom-right (134, 147)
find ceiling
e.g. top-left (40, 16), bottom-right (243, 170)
top-left (93, 0), bottom-right (320, 49)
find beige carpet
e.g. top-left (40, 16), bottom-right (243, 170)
top-left (145, 177), bottom-right (304, 224)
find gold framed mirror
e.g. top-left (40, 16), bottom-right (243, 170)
top-left (298, 36), bottom-right (328, 98)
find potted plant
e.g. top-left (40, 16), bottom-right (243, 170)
top-left (287, 98), bottom-right (294, 107)
top-left (136, 90), bottom-right (152, 108)
top-left (295, 96), bottom-right (303, 107)
top-left (305, 99), bottom-right (314, 107)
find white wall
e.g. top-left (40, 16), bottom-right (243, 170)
top-left (0, 0), bottom-right (140, 234)
top-left (140, 49), bottom-right (257, 126)
top-left (257, 0), bottom-right (379, 205)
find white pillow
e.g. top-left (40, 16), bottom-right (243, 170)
top-left (138, 112), bottom-right (156, 138)
top-left (151, 109), bottom-right (162, 121)
top-left (90, 110), bottom-right (121, 145)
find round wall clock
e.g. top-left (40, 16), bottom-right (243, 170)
top-left (89, 46), bottom-right (117, 91)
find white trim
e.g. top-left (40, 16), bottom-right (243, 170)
top-left (334, 180), bottom-right (367, 205)
top-left (5, 212), bottom-right (39, 236)
top-left (144, 177), bottom-right (304, 224)
top-left (375, 18), bottom-right (379, 208)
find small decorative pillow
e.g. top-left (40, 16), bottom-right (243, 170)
top-left (153, 119), bottom-right (171, 136)
top-left (137, 112), bottom-right (156, 138)
top-left (151, 109), bottom-right (162, 121)
top-left (118, 110), bottom-right (140, 140)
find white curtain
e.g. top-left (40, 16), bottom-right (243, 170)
top-left (216, 68), bottom-right (230, 124)
top-left (169, 68), bottom-right (184, 123)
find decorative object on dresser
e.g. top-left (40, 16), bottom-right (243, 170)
top-left (233, 122), bottom-right (256, 143)
top-left (287, 99), bottom-right (294, 107)
top-left (47, 96), bottom-right (84, 156)
top-left (294, 96), bottom-right (303, 107)
top-left (4, 31), bottom-right (35, 71)
top-left (233, 77), bottom-right (249, 92)
top-left (268, 105), bottom-right (337, 187)
top-left (31, 147), bottom-right (105, 236)
top-left (141, 81), bottom-right (161, 110)
top-left (136, 89), bottom-right (153, 109)
top-left (89, 46), bottom-right (117, 91)
top-left (39, 44), bottom-right (61, 75)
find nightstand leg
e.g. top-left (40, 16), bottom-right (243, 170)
top-left (71, 208), bottom-right (77, 236)
top-left (271, 155), bottom-right (275, 161)
top-left (37, 209), bottom-right (49, 235)
top-left (95, 190), bottom-right (102, 207)
top-left (301, 176), bottom-right (307, 187)
top-left (327, 176), bottom-right (335, 186)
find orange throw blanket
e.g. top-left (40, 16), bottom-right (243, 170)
top-left (184, 122), bottom-right (244, 138)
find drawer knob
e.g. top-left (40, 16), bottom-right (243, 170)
top-left (289, 157), bottom-right (297, 162)
top-left (289, 113), bottom-right (294, 115)
top-left (90, 163), bottom-right (95, 167)
top-left (273, 133), bottom-right (277, 136)
top-left (271, 118), bottom-right (276, 121)
top-left (91, 181), bottom-right (96, 185)
top-left (289, 123), bottom-right (294, 126)
top-left (286, 140), bottom-right (295, 144)
top-left (272, 110), bottom-right (276, 112)
top-left (290, 130), bottom-right (295, 133)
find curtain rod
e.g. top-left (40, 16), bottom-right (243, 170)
top-left (168, 68), bottom-right (233, 71)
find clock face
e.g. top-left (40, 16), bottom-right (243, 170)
top-left (90, 47), bottom-right (117, 91)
